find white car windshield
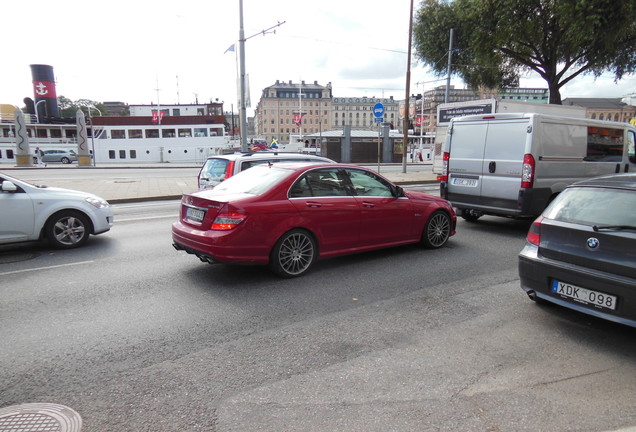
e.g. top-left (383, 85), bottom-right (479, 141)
top-left (213, 165), bottom-right (292, 195)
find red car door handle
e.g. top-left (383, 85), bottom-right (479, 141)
top-left (306, 201), bottom-right (322, 208)
top-left (362, 202), bottom-right (375, 208)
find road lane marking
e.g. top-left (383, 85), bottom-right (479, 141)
top-left (0, 260), bottom-right (95, 276)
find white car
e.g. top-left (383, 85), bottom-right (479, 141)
top-left (0, 172), bottom-right (114, 248)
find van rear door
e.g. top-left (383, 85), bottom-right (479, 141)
top-left (447, 120), bottom-right (489, 198)
top-left (479, 118), bottom-right (529, 207)
top-left (447, 117), bottom-right (529, 214)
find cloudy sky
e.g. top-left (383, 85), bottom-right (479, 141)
top-left (3, 0), bottom-right (635, 115)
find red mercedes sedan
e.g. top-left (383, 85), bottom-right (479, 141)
top-left (172, 163), bottom-right (456, 277)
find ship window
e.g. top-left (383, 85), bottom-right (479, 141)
top-left (50, 129), bottom-right (62, 138)
top-left (111, 130), bottom-right (126, 139)
top-left (194, 128), bottom-right (207, 137)
top-left (178, 128), bottom-right (192, 137)
top-left (36, 129), bottom-right (47, 138)
top-left (145, 129), bottom-right (159, 138)
top-left (6, 149), bottom-right (14, 159)
top-left (210, 127), bottom-right (223, 136)
top-left (130, 150), bottom-right (137, 159)
top-left (119, 150), bottom-right (126, 158)
top-left (65, 129), bottom-right (77, 139)
top-left (129, 129), bottom-right (143, 139)
top-left (173, 109), bottom-right (181, 116)
top-left (162, 129), bottom-right (176, 138)
top-left (109, 150), bottom-right (116, 159)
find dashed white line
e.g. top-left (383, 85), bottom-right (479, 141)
top-left (0, 260), bottom-right (95, 276)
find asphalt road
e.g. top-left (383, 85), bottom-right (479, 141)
top-left (1, 202), bottom-right (636, 431)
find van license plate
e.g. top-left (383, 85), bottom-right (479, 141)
top-left (551, 280), bottom-right (617, 311)
top-left (451, 177), bottom-right (478, 187)
top-left (186, 207), bottom-right (206, 223)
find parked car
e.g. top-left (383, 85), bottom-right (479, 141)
top-left (519, 173), bottom-right (636, 327)
top-left (198, 152), bottom-right (334, 189)
top-left (0, 172), bottom-right (113, 249)
top-left (41, 149), bottom-right (78, 164)
top-left (174, 163), bottom-right (456, 277)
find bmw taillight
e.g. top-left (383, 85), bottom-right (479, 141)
top-left (526, 215), bottom-right (543, 246)
top-left (521, 153), bottom-right (535, 188)
top-left (439, 152), bottom-right (450, 182)
top-left (211, 212), bottom-right (246, 230)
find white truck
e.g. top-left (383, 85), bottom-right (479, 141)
top-left (439, 112), bottom-right (636, 221)
top-left (431, 99), bottom-right (586, 175)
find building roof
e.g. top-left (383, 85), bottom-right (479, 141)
top-left (305, 129), bottom-right (404, 139)
top-left (562, 98), bottom-right (628, 109)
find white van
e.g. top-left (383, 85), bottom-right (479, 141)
top-left (439, 113), bottom-right (636, 221)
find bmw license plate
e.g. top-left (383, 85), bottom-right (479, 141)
top-left (186, 207), bottom-right (205, 223)
top-left (551, 280), bottom-right (617, 311)
top-left (451, 177), bottom-right (478, 187)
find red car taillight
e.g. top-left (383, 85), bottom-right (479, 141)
top-left (526, 215), bottom-right (543, 246)
top-left (439, 152), bottom-right (450, 182)
top-left (521, 153), bottom-right (535, 188)
top-left (224, 161), bottom-right (235, 180)
top-left (211, 212), bottom-right (247, 230)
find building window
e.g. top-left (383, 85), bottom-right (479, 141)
top-left (111, 129), bottom-right (126, 139)
top-left (129, 129), bottom-right (143, 139)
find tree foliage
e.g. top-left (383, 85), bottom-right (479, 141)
top-left (413, 0), bottom-right (636, 104)
top-left (57, 96), bottom-right (107, 118)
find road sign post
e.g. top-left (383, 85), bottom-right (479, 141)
top-left (374, 103), bottom-right (385, 172)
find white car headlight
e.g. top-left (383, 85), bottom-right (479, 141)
top-left (85, 197), bottom-right (110, 209)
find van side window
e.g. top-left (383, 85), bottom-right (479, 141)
top-left (584, 127), bottom-right (624, 162)
top-left (628, 131), bottom-right (636, 164)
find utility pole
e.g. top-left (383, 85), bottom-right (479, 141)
top-left (238, 0), bottom-right (248, 152)
top-left (444, 28), bottom-right (454, 103)
top-left (402, 0), bottom-right (415, 173)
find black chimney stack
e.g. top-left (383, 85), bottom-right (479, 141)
top-left (30, 64), bottom-right (59, 122)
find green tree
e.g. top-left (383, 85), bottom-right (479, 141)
top-left (413, 0), bottom-right (636, 104)
top-left (57, 97), bottom-right (106, 118)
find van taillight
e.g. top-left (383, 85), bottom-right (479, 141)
top-left (440, 152), bottom-right (450, 182)
top-left (526, 216), bottom-right (543, 246)
top-left (521, 153), bottom-right (535, 188)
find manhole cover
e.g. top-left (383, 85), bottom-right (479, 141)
top-left (0, 252), bottom-right (40, 264)
top-left (0, 403), bottom-right (82, 432)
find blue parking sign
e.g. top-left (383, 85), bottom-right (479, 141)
top-left (373, 103), bottom-right (385, 118)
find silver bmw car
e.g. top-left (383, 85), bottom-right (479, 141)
top-left (519, 173), bottom-right (636, 327)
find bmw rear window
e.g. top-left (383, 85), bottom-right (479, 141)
top-left (544, 187), bottom-right (636, 226)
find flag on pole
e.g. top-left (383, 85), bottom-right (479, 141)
top-left (293, 113), bottom-right (305, 126)
top-left (224, 44), bottom-right (235, 54)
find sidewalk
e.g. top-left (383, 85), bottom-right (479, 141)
top-left (0, 163), bottom-right (440, 204)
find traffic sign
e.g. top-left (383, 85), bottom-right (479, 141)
top-left (373, 103), bottom-right (385, 118)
